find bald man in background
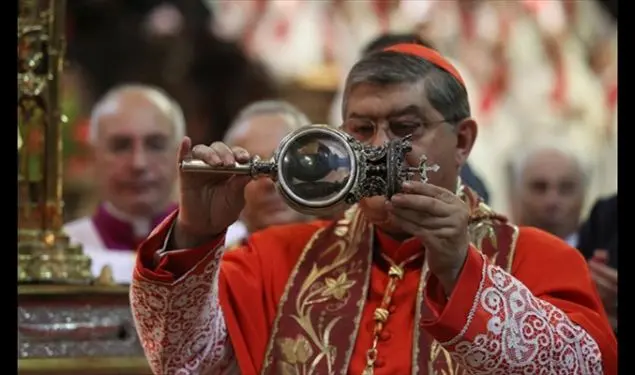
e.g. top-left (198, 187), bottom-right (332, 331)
top-left (223, 100), bottom-right (314, 246)
top-left (64, 84), bottom-right (182, 283)
top-left (509, 141), bottom-right (618, 332)
top-left (508, 140), bottom-right (589, 246)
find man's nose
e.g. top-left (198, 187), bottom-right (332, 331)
top-left (370, 129), bottom-right (390, 147)
top-left (131, 148), bottom-right (149, 170)
top-left (543, 188), bottom-right (563, 208)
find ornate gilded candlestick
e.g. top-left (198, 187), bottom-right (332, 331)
top-left (18, 0), bottom-right (92, 284)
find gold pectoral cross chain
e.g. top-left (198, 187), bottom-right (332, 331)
top-left (362, 252), bottom-right (423, 375)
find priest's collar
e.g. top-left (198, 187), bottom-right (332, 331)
top-left (102, 201), bottom-right (156, 238)
top-left (93, 201), bottom-right (177, 251)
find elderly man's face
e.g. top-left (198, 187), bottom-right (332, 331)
top-left (342, 81), bottom-right (476, 235)
top-left (93, 93), bottom-right (178, 217)
top-left (512, 150), bottom-right (585, 238)
top-left (232, 113), bottom-right (310, 232)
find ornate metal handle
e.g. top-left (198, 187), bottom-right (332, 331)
top-left (180, 156), bottom-right (277, 179)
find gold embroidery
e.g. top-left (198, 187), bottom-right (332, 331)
top-left (262, 205), bottom-right (372, 375)
top-left (263, 185), bottom-right (518, 375)
top-left (321, 273), bottom-right (356, 301)
top-left (506, 225), bottom-right (520, 273)
top-left (363, 252), bottom-right (423, 374)
top-left (411, 259), bottom-right (429, 375)
top-left (283, 235), bottom-right (361, 371)
top-left (277, 335), bottom-right (314, 374)
top-left (458, 188), bottom-right (496, 250)
top-left (429, 341), bottom-right (466, 375)
top-left (469, 220), bottom-right (497, 252)
top-left (334, 226), bottom-right (349, 237)
top-left (262, 227), bottom-right (326, 373)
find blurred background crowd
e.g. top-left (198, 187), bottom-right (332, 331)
top-left (55, 0), bottom-right (617, 328)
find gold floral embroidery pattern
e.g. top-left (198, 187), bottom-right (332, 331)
top-left (321, 273), bottom-right (356, 301)
top-left (277, 208), bottom-right (365, 374)
top-left (428, 341), bottom-right (466, 375)
top-left (262, 205), bottom-right (372, 375)
top-left (261, 186), bottom-right (518, 375)
top-left (470, 217), bottom-right (497, 250)
top-left (466, 199), bottom-right (500, 253)
top-left (278, 335), bottom-right (315, 375)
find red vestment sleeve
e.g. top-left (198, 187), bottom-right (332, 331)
top-left (420, 227), bottom-right (617, 375)
top-left (130, 209), bottom-right (326, 375)
top-left (130, 210), bottom-right (235, 375)
top-left (134, 209), bottom-right (226, 283)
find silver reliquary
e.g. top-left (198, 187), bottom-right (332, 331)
top-left (180, 125), bottom-right (439, 216)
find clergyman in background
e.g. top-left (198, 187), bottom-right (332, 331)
top-left (64, 84), bottom-right (182, 283)
top-left (223, 100), bottom-right (314, 246)
top-left (508, 139), bottom-right (589, 247)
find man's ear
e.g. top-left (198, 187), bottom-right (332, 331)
top-left (454, 118), bottom-right (477, 167)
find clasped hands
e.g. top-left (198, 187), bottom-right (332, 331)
top-left (386, 181), bottom-right (471, 295)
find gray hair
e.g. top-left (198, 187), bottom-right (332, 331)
top-left (342, 52), bottom-right (470, 126)
top-left (508, 138), bottom-right (591, 190)
top-left (223, 100), bottom-right (311, 145)
top-left (89, 84), bottom-right (186, 144)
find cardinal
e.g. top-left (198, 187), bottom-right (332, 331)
top-left (130, 44), bottom-right (617, 375)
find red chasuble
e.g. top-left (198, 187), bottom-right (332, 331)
top-left (133, 188), bottom-right (617, 375)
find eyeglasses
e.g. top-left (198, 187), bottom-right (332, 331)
top-left (340, 118), bottom-right (452, 143)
